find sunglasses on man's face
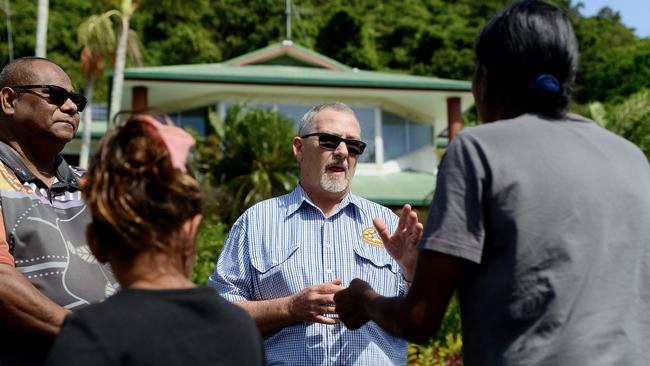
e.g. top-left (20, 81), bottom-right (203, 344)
top-left (301, 132), bottom-right (367, 155)
top-left (12, 84), bottom-right (87, 112)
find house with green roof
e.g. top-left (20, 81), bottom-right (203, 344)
top-left (68, 40), bottom-right (473, 206)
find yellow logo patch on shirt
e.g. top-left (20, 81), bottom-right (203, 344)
top-left (362, 227), bottom-right (384, 248)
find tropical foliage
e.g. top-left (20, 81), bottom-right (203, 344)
top-left (190, 218), bottom-right (228, 286)
top-left (194, 104), bottom-right (299, 224)
top-left (577, 89), bottom-right (650, 160)
top-left (1, 0), bottom-right (648, 108)
top-left (407, 297), bottom-right (463, 365)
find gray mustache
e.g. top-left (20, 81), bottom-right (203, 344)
top-left (325, 161), bottom-right (348, 171)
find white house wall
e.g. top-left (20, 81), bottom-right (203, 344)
top-left (122, 80), bottom-right (473, 134)
top-left (356, 145), bottom-right (438, 176)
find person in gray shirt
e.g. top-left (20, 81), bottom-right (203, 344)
top-left (334, 1), bottom-right (650, 365)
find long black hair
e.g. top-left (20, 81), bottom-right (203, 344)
top-left (476, 0), bottom-right (579, 119)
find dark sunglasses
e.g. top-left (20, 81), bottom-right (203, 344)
top-left (12, 84), bottom-right (87, 112)
top-left (301, 132), bottom-right (367, 155)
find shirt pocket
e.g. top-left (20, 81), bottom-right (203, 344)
top-left (249, 243), bottom-right (300, 299)
top-left (352, 236), bottom-right (399, 273)
top-left (250, 244), bottom-right (299, 273)
top-left (352, 241), bottom-right (400, 297)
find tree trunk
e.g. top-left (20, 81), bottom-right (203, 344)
top-left (108, 13), bottom-right (129, 125)
top-left (3, 0), bottom-right (14, 62)
top-left (79, 75), bottom-right (95, 169)
top-left (35, 0), bottom-right (48, 57)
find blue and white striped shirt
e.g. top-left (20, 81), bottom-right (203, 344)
top-left (209, 184), bottom-right (408, 365)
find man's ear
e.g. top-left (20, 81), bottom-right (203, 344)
top-left (0, 87), bottom-right (17, 116)
top-left (86, 224), bottom-right (108, 264)
top-left (292, 136), bottom-right (303, 163)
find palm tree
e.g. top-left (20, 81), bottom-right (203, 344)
top-left (107, 0), bottom-right (140, 125)
top-left (35, 0), bottom-right (48, 57)
top-left (77, 12), bottom-right (118, 168)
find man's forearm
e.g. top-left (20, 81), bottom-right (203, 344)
top-left (0, 264), bottom-right (69, 336)
top-left (365, 294), bottom-right (441, 344)
top-left (235, 297), bottom-right (296, 334)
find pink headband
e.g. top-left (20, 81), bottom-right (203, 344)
top-left (135, 115), bottom-right (195, 173)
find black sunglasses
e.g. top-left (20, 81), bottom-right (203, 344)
top-left (12, 84), bottom-right (87, 112)
top-left (301, 132), bottom-right (367, 155)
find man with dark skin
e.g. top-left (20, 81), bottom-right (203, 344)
top-left (334, 1), bottom-right (650, 365)
top-left (0, 57), bottom-right (115, 365)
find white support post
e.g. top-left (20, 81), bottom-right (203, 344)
top-left (374, 107), bottom-right (383, 169)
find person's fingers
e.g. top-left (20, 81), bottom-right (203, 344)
top-left (413, 222), bottom-right (424, 241)
top-left (321, 305), bottom-right (337, 314)
top-left (373, 217), bottom-right (392, 244)
top-left (318, 293), bottom-right (336, 305)
top-left (406, 221), bottom-right (424, 243)
top-left (395, 205), bottom-right (410, 233)
top-left (319, 283), bottom-right (343, 294)
top-left (314, 315), bottom-right (339, 325)
top-left (407, 210), bottom-right (418, 228)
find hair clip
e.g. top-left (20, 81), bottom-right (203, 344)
top-left (132, 114), bottom-right (195, 173)
top-left (528, 74), bottom-right (561, 97)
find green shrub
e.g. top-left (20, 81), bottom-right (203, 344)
top-left (190, 218), bottom-right (228, 286)
top-left (574, 89), bottom-right (650, 161)
top-left (408, 297), bottom-right (463, 365)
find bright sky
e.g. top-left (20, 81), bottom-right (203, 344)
top-left (579, 0), bottom-right (650, 38)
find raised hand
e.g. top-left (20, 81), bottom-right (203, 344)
top-left (374, 204), bottom-right (423, 281)
top-left (288, 278), bottom-right (343, 324)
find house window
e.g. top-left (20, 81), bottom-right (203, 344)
top-left (382, 111), bottom-right (407, 161)
top-left (352, 107), bottom-right (375, 163)
top-left (169, 107), bottom-right (210, 136)
top-left (276, 104), bottom-right (311, 124)
top-left (381, 111), bottom-right (432, 161)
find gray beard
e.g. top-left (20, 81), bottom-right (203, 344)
top-left (320, 172), bottom-right (349, 193)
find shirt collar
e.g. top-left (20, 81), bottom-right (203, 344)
top-left (0, 140), bottom-right (82, 190)
top-left (285, 183), bottom-right (366, 218)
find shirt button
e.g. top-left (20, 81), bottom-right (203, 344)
top-left (326, 269), bottom-right (333, 274)
top-left (325, 243), bottom-right (331, 248)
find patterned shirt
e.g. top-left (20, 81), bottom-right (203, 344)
top-left (0, 141), bottom-right (117, 366)
top-left (209, 184), bottom-right (408, 365)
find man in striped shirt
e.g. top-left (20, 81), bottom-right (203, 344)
top-left (210, 102), bottom-right (422, 365)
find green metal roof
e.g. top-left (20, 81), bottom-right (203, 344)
top-left (124, 64), bottom-right (471, 91)
top-left (352, 171), bottom-right (436, 206)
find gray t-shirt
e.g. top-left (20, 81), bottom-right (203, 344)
top-left (420, 113), bottom-right (650, 366)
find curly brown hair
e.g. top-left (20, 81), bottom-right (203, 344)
top-left (83, 116), bottom-right (203, 260)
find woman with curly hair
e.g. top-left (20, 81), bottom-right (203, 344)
top-left (45, 115), bottom-right (264, 366)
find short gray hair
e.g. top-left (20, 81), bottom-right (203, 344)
top-left (298, 102), bottom-right (356, 136)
